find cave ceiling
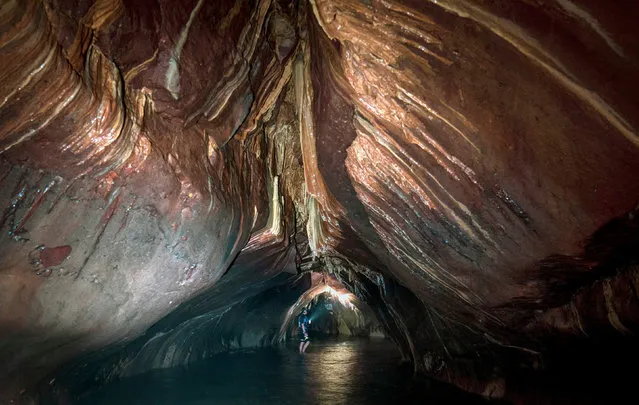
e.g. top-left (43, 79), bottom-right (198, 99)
top-left (1, 0), bottom-right (639, 397)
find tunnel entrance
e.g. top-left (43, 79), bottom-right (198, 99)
top-left (280, 272), bottom-right (387, 343)
top-left (305, 290), bottom-right (382, 338)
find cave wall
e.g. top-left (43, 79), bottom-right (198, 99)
top-left (291, 0), bottom-right (639, 394)
top-left (1, 0), bottom-right (300, 395)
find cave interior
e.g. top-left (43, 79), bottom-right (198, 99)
top-left (1, 0), bottom-right (639, 403)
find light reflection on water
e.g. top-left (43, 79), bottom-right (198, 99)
top-left (72, 339), bottom-right (485, 405)
top-left (304, 341), bottom-right (357, 404)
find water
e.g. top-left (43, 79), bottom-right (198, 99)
top-left (74, 339), bottom-right (487, 405)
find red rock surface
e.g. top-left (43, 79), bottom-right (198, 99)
top-left (38, 246), bottom-right (72, 268)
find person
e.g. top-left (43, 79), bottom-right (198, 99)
top-left (298, 308), bottom-right (311, 353)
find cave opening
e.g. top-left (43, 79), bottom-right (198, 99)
top-left (302, 287), bottom-right (384, 339)
top-left (279, 272), bottom-right (385, 341)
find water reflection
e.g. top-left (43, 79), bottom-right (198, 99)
top-left (68, 339), bottom-right (486, 405)
top-left (304, 341), bottom-right (358, 404)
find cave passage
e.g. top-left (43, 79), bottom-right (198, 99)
top-left (58, 340), bottom-right (486, 405)
top-left (37, 272), bottom-right (490, 405)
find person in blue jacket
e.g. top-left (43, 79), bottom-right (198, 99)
top-left (298, 308), bottom-right (311, 353)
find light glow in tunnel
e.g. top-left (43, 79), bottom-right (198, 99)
top-left (278, 274), bottom-right (361, 340)
top-left (321, 285), bottom-right (357, 311)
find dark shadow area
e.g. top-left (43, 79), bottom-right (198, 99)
top-left (503, 337), bottom-right (639, 404)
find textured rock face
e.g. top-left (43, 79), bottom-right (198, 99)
top-left (1, 0), bottom-right (639, 400)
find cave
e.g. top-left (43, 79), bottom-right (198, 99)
top-left (1, 0), bottom-right (639, 403)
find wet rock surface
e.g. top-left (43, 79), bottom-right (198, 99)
top-left (1, 0), bottom-right (639, 402)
